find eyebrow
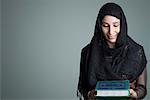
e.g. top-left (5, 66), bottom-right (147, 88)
top-left (102, 22), bottom-right (120, 24)
top-left (113, 22), bottom-right (120, 24)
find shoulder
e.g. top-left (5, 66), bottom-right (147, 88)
top-left (127, 36), bottom-right (143, 53)
top-left (81, 44), bottom-right (91, 55)
top-left (126, 36), bottom-right (146, 61)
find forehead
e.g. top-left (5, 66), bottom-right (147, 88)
top-left (102, 15), bottom-right (120, 24)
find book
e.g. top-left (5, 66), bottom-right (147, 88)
top-left (95, 80), bottom-right (130, 97)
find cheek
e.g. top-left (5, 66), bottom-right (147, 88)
top-left (116, 27), bottom-right (120, 33)
top-left (102, 29), bottom-right (107, 38)
top-left (102, 27), bottom-right (108, 35)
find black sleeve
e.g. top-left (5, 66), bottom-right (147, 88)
top-left (134, 47), bottom-right (147, 99)
top-left (135, 67), bottom-right (147, 99)
top-left (77, 46), bottom-right (90, 99)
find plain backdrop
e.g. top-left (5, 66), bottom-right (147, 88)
top-left (0, 0), bottom-right (150, 100)
top-left (0, 0), bottom-right (1, 98)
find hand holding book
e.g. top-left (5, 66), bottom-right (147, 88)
top-left (130, 89), bottom-right (137, 98)
top-left (87, 80), bottom-right (138, 99)
top-left (87, 89), bottom-right (97, 99)
top-left (130, 80), bottom-right (137, 98)
top-left (87, 88), bottom-right (138, 99)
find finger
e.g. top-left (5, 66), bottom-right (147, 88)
top-left (90, 90), bottom-right (96, 99)
top-left (94, 90), bottom-right (97, 95)
top-left (88, 91), bottom-right (94, 99)
top-left (130, 89), bottom-right (134, 95)
top-left (130, 89), bottom-right (137, 98)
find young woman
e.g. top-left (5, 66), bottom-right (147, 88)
top-left (77, 3), bottom-right (147, 100)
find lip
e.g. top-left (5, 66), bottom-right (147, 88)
top-left (107, 35), bottom-right (116, 39)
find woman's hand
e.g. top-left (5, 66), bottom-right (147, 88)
top-left (87, 89), bottom-right (97, 100)
top-left (130, 80), bottom-right (138, 98)
top-left (130, 89), bottom-right (137, 98)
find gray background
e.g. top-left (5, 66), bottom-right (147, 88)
top-left (0, 0), bottom-right (1, 98)
top-left (0, 0), bottom-right (150, 100)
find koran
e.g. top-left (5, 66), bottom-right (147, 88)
top-left (96, 80), bottom-right (130, 97)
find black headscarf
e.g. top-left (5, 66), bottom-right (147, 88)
top-left (87, 3), bottom-right (147, 89)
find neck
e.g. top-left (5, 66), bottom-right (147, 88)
top-left (107, 42), bottom-right (115, 48)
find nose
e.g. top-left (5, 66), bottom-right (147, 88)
top-left (109, 26), bottom-right (114, 35)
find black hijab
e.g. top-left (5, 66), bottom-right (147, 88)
top-left (87, 3), bottom-right (147, 89)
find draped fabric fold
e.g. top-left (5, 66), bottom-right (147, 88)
top-left (87, 3), bottom-right (147, 89)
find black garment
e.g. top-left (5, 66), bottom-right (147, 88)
top-left (77, 2), bottom-right (147, 100)
top-left (77, 38), bottom-right (147, 99)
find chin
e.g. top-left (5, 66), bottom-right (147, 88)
top-left (108, 38), bottom-right (116, 42)
top-left (108, 40), bottom-right (116, 44)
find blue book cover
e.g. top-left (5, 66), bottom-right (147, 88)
top-left (96, 80), bottom-right (130, 97)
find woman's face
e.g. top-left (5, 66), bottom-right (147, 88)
top-left (102, 15), bottom-right (120, 46)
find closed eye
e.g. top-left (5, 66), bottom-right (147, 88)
top-left (102, 24), bottom-right (109, 27)
top-left (114, 24), bottom-right (120, 27)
